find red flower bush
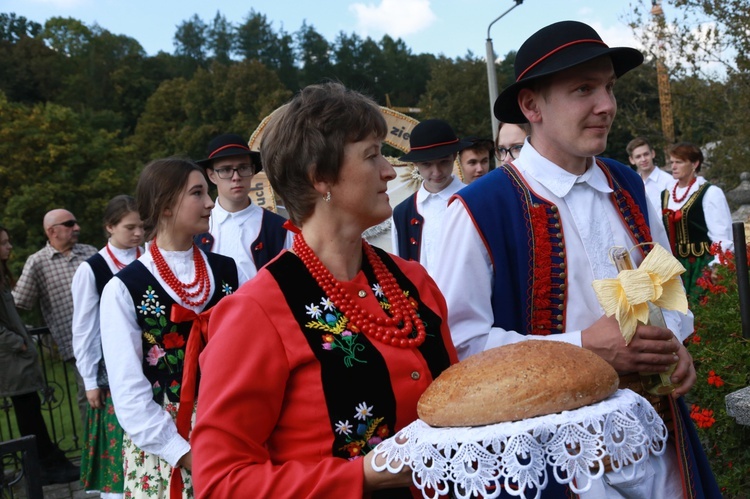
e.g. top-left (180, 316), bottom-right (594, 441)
top-left (686, 243), bottom-right (750, 496)
top-left (690, 404), bottom-right (716, 429)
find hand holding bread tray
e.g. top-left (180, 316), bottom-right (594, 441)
top-left (372, 341), bottom-right (669, 499)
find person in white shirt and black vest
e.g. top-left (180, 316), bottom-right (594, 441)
top-left (194, 134), bottom-right (292, 286)
top-left (390, 120), bottom-right (469, 276)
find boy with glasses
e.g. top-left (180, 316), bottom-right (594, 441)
top-left (195, 133), bottom-right (291, 285)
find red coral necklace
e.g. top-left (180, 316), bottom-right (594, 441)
top-left (672, 176), bottom-right (697, 203)
top-left (150, 239), bottom-right (210, 307)
top-left (293, 233), bottom-right (426, 348)
top-left (107, 243), bottom-right (141, 270)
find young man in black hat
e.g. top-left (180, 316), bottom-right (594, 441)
top-left (390, 119), bottom-right (469, 276)
top-left (195, 133), bottom-right (292, 285)
top-left (434, 21), bottom-right (719, 498)
top-left (457, 136), bottom-right (494, 183)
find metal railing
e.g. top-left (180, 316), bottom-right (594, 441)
top-left (0, 327), bottom-right (82, 457)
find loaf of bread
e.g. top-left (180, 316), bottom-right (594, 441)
top-left (417, 340), bottom-right (619, 427)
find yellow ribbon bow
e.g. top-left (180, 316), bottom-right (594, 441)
top-left (592, 244), bottom-right (688, 345)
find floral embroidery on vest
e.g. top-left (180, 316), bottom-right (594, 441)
top-left (304, 283), bottom-right (423, 367)
top-left (334, 401), bottom-right (391, 460)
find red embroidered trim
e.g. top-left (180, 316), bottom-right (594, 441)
top-left (529, 203), bottom-right (553, 334)
top-left (619, 188), bottom-right (652, 255)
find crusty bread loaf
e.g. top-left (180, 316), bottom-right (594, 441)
top-left (417, 341), bottom-right (619, 427)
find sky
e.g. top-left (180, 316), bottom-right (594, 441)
top-left (1, 0), bottom-right (669, 61)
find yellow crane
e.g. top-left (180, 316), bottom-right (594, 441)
top-left (651, 0), bottom-right (676, 144)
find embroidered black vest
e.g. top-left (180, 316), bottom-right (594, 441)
top-left (85, 253), bottom-right (115, 388)
top-left (194, 208), bottom-right (288, 268)
top-left (392, 192), bottom-right (423, 261)
top-left (661, 183), bottom-right (712, 258)
top-left (117, 252), bottom-right (238, 404)
top-left (265, 248), bottom-right (452, 499)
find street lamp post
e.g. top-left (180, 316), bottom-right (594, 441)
top-left (486, 0), bottom-right (524, 141)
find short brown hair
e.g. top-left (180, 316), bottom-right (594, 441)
top-left (626, 137), bottom-right (653, 156)
top-left (669, 142), bottom-right (704, 172)
top-left (136, 157), bottom-right (206, 241)
top-left (260, 82), bottom-right (387, 226)
top-left (103, 194), bottom-right (138, 233)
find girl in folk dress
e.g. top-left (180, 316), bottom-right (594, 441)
top-left (661, 142), bottom-right (733, 298)
top-left (101, 158), bottom-right (238, 498)
top-left (72, 195), bottom-right (144, 497)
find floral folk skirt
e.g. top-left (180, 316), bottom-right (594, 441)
top-left (81, 391), bottom-right (124, 493)
top-left (122, 401), bottom-right (194, 498)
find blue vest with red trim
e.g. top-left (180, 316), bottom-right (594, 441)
top-left (456, 157), bottom-right (721, 499)
top-left (456, 157), bottom-right (651, 336)
top-left (392, 192), bottom-right (423, 261)
top-left (194, 208), bottom-right (288, 269)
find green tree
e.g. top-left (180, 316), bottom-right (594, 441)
top-left (207, 11), bottom-right (234, 65)
top-left (40, 16), bottom-right (92, 56)
top-left (174, 14), bottom-right (208, 71)
top-left (130, 60), bottom-right (291, 162)
top-left (0, 13), bottom-right (42, 41)
top-left (0, 91), bottom-right (137, 268)
top-left (417, 53), bottom-right (494, 139)
top-left (296, 22), bottom-right (332, 86)
top-left (0, 35), bottom-right (65, 103)
top-left (236, 10), bottom-right (298, 90)
top-left (627, 0), bottom-right (750, 190)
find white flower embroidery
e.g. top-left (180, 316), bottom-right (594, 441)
top-left (354, 402), bottom-right (373, 421)
top-left (320, 297), bottom-right (335, 311)
top-left (143, 288), bottom-right (157, 301)
top-left (152, 301), bottom-right (165, 317)
top-left (335, 420), bottom-right (353, 435)
top-left (305, 303), bottom-right (322, 319)
top-left (372, 283), bottom-right (384, 298)
top-left (137, 301), bottom-right (151, 315)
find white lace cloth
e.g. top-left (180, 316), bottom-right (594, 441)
top-left (372, 389), bottom-right (667, 499)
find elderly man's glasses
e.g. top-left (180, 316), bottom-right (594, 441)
top-left (212, 165), bottom-right (255, 179)
top-left (53, 220), bottom-right (78, 228)
top-left (496, 144), bottom-right (524, 161)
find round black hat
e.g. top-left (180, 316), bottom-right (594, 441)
top-left (399, 119), bottom-right (472, 163)
top-left (196, 133), bottom-right (262, 173)
top-left (494, 20), bottom-right (644, 124)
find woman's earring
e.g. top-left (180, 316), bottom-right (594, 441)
top-left (324, 191), bottom-right (331, 203)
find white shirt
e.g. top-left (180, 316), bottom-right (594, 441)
top-left (72, 244), bottom-right (142, 390)
top-left (433, 140), bottom-right (693, 361)
top-left (208, 200), bottom-right (293, 286)
top-left (665, 176), bottom-right (734, 265)
top-left (391, 175), bottom-right (466, 276)
top-left (642, 167), bottom-right (674, 213)
top-left (100, 248), bottom-right (221, 466)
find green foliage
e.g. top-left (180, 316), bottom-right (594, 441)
top-left (0, 92), bottom-right (137, 271)
top-left (129, 60), bottom-right (291, 162)
top-left (418, 53), bottom-right (495, 139)
top-left (686, 249), bottom-right (750, 497)
top-left (626, 0), bottom-right (750, 194)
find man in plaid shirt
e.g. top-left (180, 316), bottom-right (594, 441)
top-left (13, 208), bottom-right (97, 426)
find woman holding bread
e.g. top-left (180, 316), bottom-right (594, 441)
top-left (191, 82), bottom-right (458, 497)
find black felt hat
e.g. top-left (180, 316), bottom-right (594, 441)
top-left (494, 20), bottom-right (644, 124)
top-left (399, 119), bottom-right (472, 163)
top-left (196, 133), bottom-right (262, 173)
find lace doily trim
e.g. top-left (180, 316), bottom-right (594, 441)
top-left (372, 389), bottom-right (668, 499)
